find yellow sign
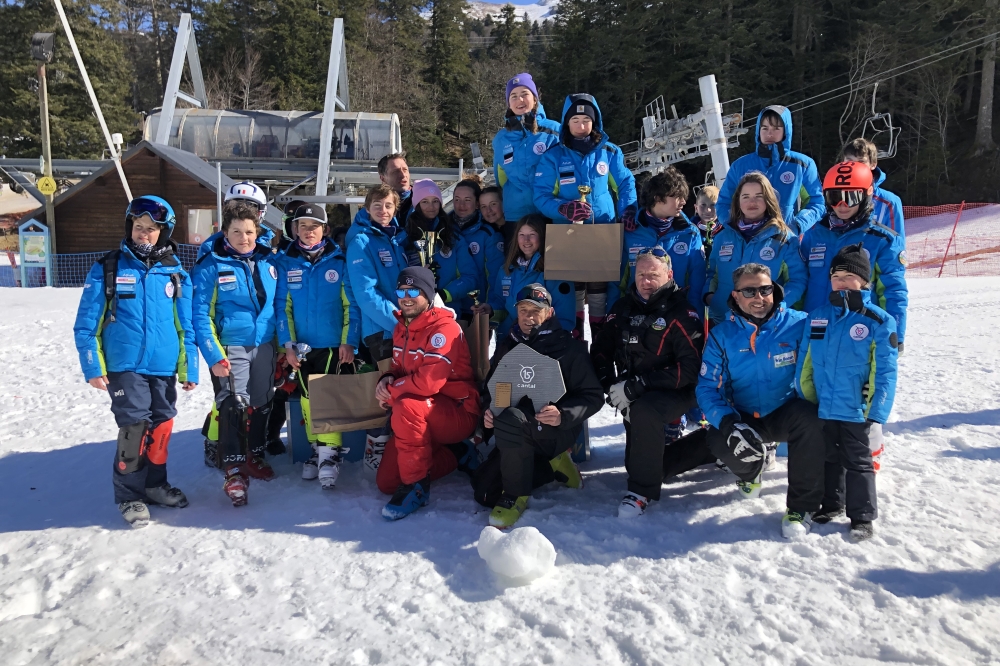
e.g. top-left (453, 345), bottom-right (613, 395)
top-left (37, 177), bottom-right (57, 196)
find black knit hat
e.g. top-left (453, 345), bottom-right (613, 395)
top-left (396, 266), bottom-right (436, 301)
top-left (830, 243), bottom-right (870, 280)
top-left (568, 100), bottom-right (598, 124)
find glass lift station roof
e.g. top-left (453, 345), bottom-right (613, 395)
top-left (143, 109), bottom-right (402, 163)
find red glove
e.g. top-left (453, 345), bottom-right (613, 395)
top-left (558, 200), bottom-right (593, 223)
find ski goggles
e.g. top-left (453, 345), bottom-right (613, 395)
top-left (824, 189), bottom-right (866, 208)
top-left (127, 197), bottom-right (171, 223)
top-left (395, 288), bottom-right (422, 299)
top-left (736, 284), bottom-right (774, 299)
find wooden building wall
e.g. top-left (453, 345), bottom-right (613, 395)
top-left (36, 148), bottom-right (218, 254)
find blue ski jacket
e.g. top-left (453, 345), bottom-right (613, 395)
top-left (618, 210), bottom-right (706, 311)
top-left (796, 290), bottom-right (898, 424)
top-left (346, 208), bottom-right (410, 342)
top-left (534, 94), bottom-right (637, 224)
top-left (703, 220), bottom-right (807, 323)
top-left (74, 241), bottom-right (199, 383)
top-left (275, 241), bottom-right (361, 351)
top-left (493, 103), bottom-right (561, 222)
top-left (799, 212), bottom-right (908, 344)
top-left (455, 213), bottom-right (507, 314)
top-left (716, 106), bottom-right (825, 234)
top-left (872, 168), bottom-right (906, 240)
top-left (487, 252), bottom-right (576, 337)
top-left (191, 237), bottom-right (278, 367)
top-left (696, 289), bottom-right (808, 429)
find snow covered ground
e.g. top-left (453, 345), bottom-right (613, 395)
top-left (2, 279), bottom-right (1000, 665)
top-left (905, 204), bottom-right (1000, 278)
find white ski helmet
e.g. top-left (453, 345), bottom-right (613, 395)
top-left (225, 181), bottom-right (267, 217)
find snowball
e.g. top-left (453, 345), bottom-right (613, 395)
top-left (477, 526), bottom-right (556, 582)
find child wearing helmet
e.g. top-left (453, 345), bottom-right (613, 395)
top-left (196, 181), bottom-right (273, 260)
top-left (842, 138), bottom-right (906, 240)
top-left (799, 161), bottom-right (908, 352)
top-left (73, 196), bottom-right (199, 528)
top-left (193, 198), bottom-right (281, 506)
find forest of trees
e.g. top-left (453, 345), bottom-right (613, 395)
top-left (0, 0), bottom-right (997, 205)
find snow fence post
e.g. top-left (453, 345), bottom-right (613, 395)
top-left (938, 201), bottom-right (966, 278)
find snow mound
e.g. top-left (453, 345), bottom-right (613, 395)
top-left (477, 525), bottom-right (556, 581)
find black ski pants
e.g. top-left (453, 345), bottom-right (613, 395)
top-left (494, 406), bottom-right (577, 497)
top-left (822, 419), bottom-right (878, 521)
top-left (623, 388), bottom-right (698, 500)
top-left (706, 398), bottom-right (825, 513)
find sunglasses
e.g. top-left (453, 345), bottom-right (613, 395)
top-left (636, 246), bottom-right (669, 258)
top-left (127, 197), bottom-right (170, 223)
top-left (396, 288), bottom-right (422, 299)
top-left (736, 284), bottom-right (775, 298)
top-left (824, 189), bottom-right (866, 208)
top-left (515, 285), bottom-right (550, 305)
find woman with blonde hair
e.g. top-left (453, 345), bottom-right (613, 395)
top-left (702, 171), bottom-right (807, 323)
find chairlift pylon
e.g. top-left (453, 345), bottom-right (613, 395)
top-left (861, 82), bottom-right (899, 160)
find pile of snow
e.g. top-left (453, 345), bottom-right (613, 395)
top-left (2, 279), bottom-right (1000, 664)
top-left (478, 525), bottom-right (556, 582)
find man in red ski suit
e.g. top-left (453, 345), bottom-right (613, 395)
top-left (375, 266), bottom-right (481, 519)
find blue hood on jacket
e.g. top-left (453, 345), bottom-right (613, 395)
top-left (560, 94), bottom-right (607, 146)
top-left (755, 105), bottom-right (794, 160)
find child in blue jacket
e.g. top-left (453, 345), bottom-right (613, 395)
top-left (493, 72), bottom-right (561, 243)
top-left (618, 167), bottom-right (706, 312)
top-left (277, 204), bottom-right (361, 489)
top-left (703, 172), bottom-right (807, 323)
top-left (192, 198), bottom-right (279, 505)
top-left (534, 93), bottom-right (637, 335)
top-left (716, 106), bottom-right (824, 234)
top-left (796, 244), bottom-right (898, 541)
top-left (843, 138), bottom-right (905, 240)
top-left (476, 215), bottom-right (575, 337)
top-left (73, 196), bottom-right (199, 528)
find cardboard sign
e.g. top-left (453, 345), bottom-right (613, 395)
top-left (543, 223), bottom-right (623, 282)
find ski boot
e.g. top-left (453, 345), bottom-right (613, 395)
top-left (812, 505), bottom-right (845, 524)
top-left (850, 520), bottom-right (874, 541)
top-left (382, 477), bottom-right (430, 521)
top-left (781, 509), bottom-right (813, 538)
top-left (301, 449), bottom-right (319, 481)
top-left (318, 445), bottom-right (346, 489)
top-left (145, 484), bottom-right (188, 508)
top-left (223, 466), bottom-right (249, 507)
top-left (736, 473), bottom-right (762, 499)
top-left (617, 493), bottom-right (650, 519)
top-left (119, 501), bottom-right (150, 528)
top-left (549, 450), bottom-right (583, 489)
top-left (489, 493), bottom-right (528, 528)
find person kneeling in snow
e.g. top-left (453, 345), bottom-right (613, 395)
top-left (697, 263), bottom-right (825, 538)
top-left (482, 284), bottom-right (605, 528)
top-left (375, 267), bottom-right (481, 520)
top-left (795, 244), bottom-right (898, 541)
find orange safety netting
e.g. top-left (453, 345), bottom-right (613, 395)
top-left (902, 202), bottom-right (1000, 278)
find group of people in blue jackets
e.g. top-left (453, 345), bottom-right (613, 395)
top-left (73, 70), bottom-right (907, 540)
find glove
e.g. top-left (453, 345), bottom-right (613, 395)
top-left (726, 422), bottom-right (766, 464)
top-left (558, 200), bottom-right (593, 223)
top-left (436, 288), bottom-right (452, 303)
top-left (621, 206), bottom-right (638, 231)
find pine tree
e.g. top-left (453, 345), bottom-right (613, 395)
top-left (425, 0), bottom-right (471, 135)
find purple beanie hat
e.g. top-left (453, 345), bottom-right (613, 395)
top-left (505, 73), bottom-right (539, 104)
top-left (411, 179), bottom-right (442, 206)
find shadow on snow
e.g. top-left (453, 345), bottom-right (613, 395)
top-left (863, 563), bottom-right (1000, 600)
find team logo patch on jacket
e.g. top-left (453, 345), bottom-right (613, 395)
top-left (533, 142), bottom-right (546, 155)
top-left (673, 242), bottom-right (688, 255)
top-left (269, 265), bottom-right (277, 280)
top-left (780, 171), bottom-right (795, 184)
top-left (325, 269), bottom-right (339, 283)
top-left (165, 281), bottom-right (175, 298)
top-left (431, 333), bottom-right (446, 348)
top-left (469, 242), bottom-right (481, 255)
top-left (596, 162), bottom-right (609, 176)
top-left (850, 323), bottom-right (870, 341)
top-left (652, 317), bottom-right (666, 330)
top-left (759, 246), bottom-right (776, 261)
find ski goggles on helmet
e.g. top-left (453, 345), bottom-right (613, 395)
top-left (824, 189), bottom-right (866, 208)
top-left (127, 197), bottom-right (171, 223)
top-left (736, 284), bottom-right (774, 299)
top-left (395, 288), bottom-right (422, 299)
